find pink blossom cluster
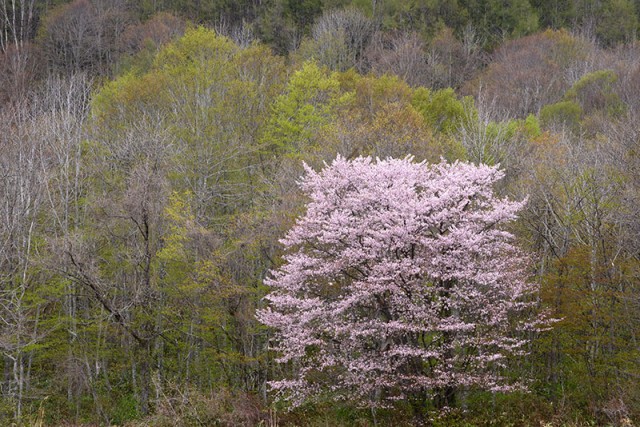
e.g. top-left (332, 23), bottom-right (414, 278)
top-left (258, 155), bottom-right (543, 408)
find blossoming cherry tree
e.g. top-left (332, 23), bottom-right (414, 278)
top-left (258, 155), bottom-right (542, 408)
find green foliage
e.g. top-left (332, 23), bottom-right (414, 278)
top-left (262, 61), bottom-right (352, 156)
top-left (153, 26), bottom-right (237, 71)
top-left (112, 393), bottom-right (139, 424)
top-left (462, 0), bottom-right (539, 44)
top-left (91, 70), bottom-right (172, 129)
top-left (156, 191), bottom-right (197, 287)
top-left (288, 0), bottom-right (324, 29)
top-left (93, 26), bottom-right (286, 219)
top-left (523, 113), bottom-right (542, 137)
top-left (375, 0), bottom-right (467, 37)
top-left (531, 0), bottom-right (577, 28)
top-left (544, 28), bottom-right (592, 66)
top-left (353, 73), bottom-right (412, 114)
top-left (564, 69), bottom-right (624, 116)
top-left (597, 0), bottom-right (639, 46)
top-left (540, 100), bottom-right (583, 129)
top-left (411, 87), bottom-right (473, 135)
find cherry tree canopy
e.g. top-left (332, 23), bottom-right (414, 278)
top-left (258, 155), bottom-right (542, 408)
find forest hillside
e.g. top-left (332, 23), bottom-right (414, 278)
top-left (2, 0), bottom-right (640, 425)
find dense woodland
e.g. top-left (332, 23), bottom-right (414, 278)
top-left (2, 0), bottom-right (640, 425)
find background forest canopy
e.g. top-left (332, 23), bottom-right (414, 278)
top-left (2, 0), bottom-right (640, 425)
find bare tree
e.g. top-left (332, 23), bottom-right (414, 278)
top-left (39, 0), bottom-right (132, 74)
top-left (0, 70), bottom-right (94, 422)
top-left (119, 12), bottom-right (185, 54)
top-left (0, 0), bottom-right (36, 53)
top-left (366, 31), bottom-right (428, 87)
top-left (0, 101), bottom-right (46, 421)
top-left (0, 0), bottom-right (39, 103)
top-left (297, 8), bottom-right (375, 72)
